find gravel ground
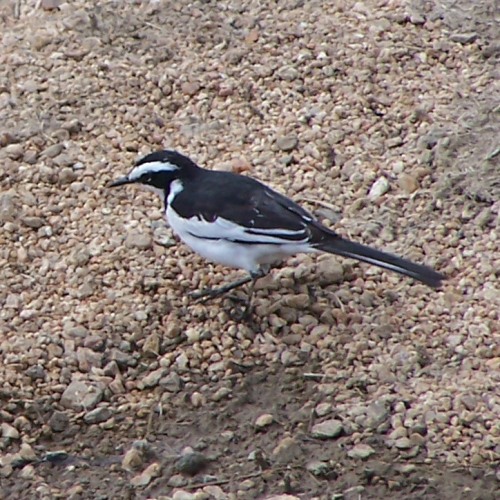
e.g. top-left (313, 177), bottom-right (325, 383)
top-left (0, 0), bottom-right (499, 499)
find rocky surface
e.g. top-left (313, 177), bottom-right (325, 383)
top-left (0, 0), bottom-right (498, 498)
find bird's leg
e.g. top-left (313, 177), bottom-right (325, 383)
top-left (190, 274), bottom-right (253, 302)
top-left (228, 269), bottom-right (266, 320)
top-left (190, 268), bottom-right (267, 309)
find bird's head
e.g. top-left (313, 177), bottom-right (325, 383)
top-left (109, 150), bottom-right (199, 201)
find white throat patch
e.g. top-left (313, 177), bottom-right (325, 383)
top-left (167, 179), bottom-right (184, 205)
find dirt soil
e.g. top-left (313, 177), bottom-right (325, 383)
top-left (0, 1), bottom-right (499, 499)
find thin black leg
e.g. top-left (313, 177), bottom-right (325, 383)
top-left (189, 274), bottom-right (253, 301)
top-left (189, 269), bottom-right (266, 309)
top-left (228, 269), bottom-right (266, 320)
top-left (237, 274), bottom-right (260, 319)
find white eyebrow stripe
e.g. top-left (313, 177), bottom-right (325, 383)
top-left (128, 161), bottom-right (179, 180)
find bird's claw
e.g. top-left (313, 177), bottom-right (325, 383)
top-left (228, 302), bottom-right (254, 322)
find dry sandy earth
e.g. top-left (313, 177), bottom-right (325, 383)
top-left (0, 0), bottom-right (499, 499)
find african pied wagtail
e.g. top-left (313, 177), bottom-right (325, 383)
top-left (110, 150), bottom-right (444, 305)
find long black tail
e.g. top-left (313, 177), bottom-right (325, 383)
top-left (315, 235), bottom-right (444, 288)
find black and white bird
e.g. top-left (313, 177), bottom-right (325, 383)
top-left (110, 150), bottom-right (444, 305)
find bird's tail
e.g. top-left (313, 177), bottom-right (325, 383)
top-left (314, 234), bottom-right (444, 288)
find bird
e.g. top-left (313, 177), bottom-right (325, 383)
top-left (110, 150), bottom-right (444, 312)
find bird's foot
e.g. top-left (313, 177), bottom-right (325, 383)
top-left (228, 300), bottom-right (254, 322)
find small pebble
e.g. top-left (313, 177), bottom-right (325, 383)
top-left (83, 407), bottom-right (112, 424)
top-left (131, 462), bottom-right (161, 487)
top-left (1, 423), bottom-right (20, 440)
top-left (181, 81), bottom-right (200, 96)
top-left (255, 413), bottom-right (274, 429)
top-left (122, 447), bottom-right (144, 471)
top-left (172, 490), bottom-right (195, 500)
top-left (272, 436), bottom-right (302, 463)
top-left (175, 452), bottom-right (210, 476)
top-left (315, 402), bottom-right (332, 417)
top-left (124, 231), bottom-right (152, 250)
top-left (450, 32), bottom-right (478, 44)
top-left (276, 134), bottom-right (298, 151)
top-left (311, 419), bottom-right (343, 439)
top-left (168, 474), bottom-right (189, 487)
top-left (394, 437), bottom-right (413, 450)
top-left (19, 443), bottom-right (37, 462)
top-left (211, 387), bottom-right (232, 401)
top-left (347, 444), bottom-right (376, 460)
top-left (368, 177), bottom-right (390, 199)
top-left (21, 216), bottom-right (44, 229)
top-left (306, 460), bottom-right (330, 477)
top-left (398, 173), bottom-right (419, 193)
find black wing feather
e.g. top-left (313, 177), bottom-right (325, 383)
top-left (171, 170), bottom-right (313, 241)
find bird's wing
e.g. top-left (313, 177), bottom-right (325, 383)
top-left (170, 176), bottom-right (315, 245)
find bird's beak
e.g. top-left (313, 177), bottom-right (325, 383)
top-left (108, 176), bottom-right (133, 187)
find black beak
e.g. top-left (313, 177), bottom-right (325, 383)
top-left (109, 176), bottom-right (132, 187)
